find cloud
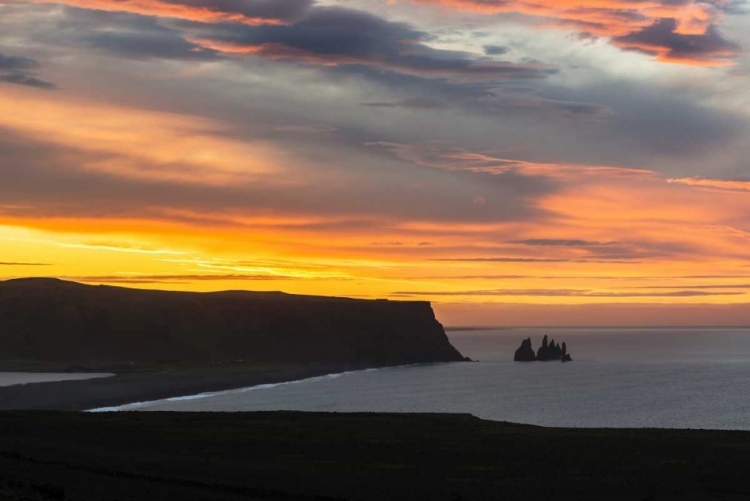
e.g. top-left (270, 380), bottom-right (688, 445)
top-left (0, 261), bottom-right (51, 266)
top-left (360, 98), bottom-right (448, 109)
top-left (431, 257), bottom-right (644, 263)
top-left (187, 7), bottom-right (556, 80)
top-left (25, 0), bottom-right (314, 25)
top-left (614, 19), bottom-right (741, 66)
top-left (0, 52), bottom-right (56, 89)
top-left (0, 117), bottom-right (552, 229)
top-left (509, 238), bottom-right (615, 247)
top-left (273, 124), bottom-right (340, 133)
top-left (484, 44), bottom-right (509, 55)
top-left (392, 288), bottom-right (745, 298)
top-left (367, 141), bottom-right (653, 179)
top-left (410, 0), bottom-right (739, 65)
top-left (74, 14), bottom-right (221, 60)
top-left (623, 284), bottom-right (750, 290)
top-left (667, 177), bottom-right (750, 191)
top-left (431, 257), bottom-right (588, 263)
top-left (65, 273), bottom-right (299, 284)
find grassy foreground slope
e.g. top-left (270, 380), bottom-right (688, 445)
top-left (0, 412), bottom-right (748, 501)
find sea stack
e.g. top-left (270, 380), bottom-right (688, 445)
top-left (513, 337), bottom-right (536, 362)
top-left (561, 342), bottom-right (572, 362)
top-left (537, 335), bottom-right (564, 361)
top-left (514, 335), bottom-right (572, 362)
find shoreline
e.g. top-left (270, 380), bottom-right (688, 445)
top-left (0, 364), bottom-right (408, 412)
top-left (0, 362), bottom-right (424, 411)
top-left (86, 363), bottom-right (428, 412)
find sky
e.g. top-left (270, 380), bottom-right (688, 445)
top-left (1, 0), bottom-right (750, 326)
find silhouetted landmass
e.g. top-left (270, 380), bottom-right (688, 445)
top-left (561, 341), bottom-right (572, 362)
top-left (537, 334), bottom-right (563, 361)
top-left (513, 335), bottom-right (573, 362)
top-left (0, 411), bottom-right (749, 501)
top-left (513, 337), bottom-right (536, 361)
top-left (0, 278), bottom-right (464, 369)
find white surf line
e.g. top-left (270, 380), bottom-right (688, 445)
top-left (86, 363), bottom-right (429, 413)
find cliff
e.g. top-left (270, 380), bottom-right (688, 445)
top-left (0, 278), bottom-right (465, 367)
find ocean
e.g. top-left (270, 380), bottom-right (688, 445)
top-left (0, 372), bottom-right (113, 387)
top-left (102, 328), bottom-right (750, 429)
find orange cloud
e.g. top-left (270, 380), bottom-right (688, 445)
top-left (367, 141), bottom-right (654, 179)
top-left (22, 0), bottom-right (301, 25)
top-left (412, 0), bottom-right (737, 65)
top-left (667, 177), bottom-right (750, 191)
top-left (0, 87), bottom-right (286, 185)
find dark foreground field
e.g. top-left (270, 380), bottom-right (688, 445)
top-left (0, 412), bottom-right (748, 501)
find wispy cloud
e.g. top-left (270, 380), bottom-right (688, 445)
top-left (24, 0), bottom-right (314, 25)
top-left (393, 289), bottom-right (745, 298)
top-left (667, 177), bottom-right (750, 192)
top-left (0, 261), bottom-right (51, 266)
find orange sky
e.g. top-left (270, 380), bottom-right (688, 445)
top-left (1, 0), bottom-right (749, 325)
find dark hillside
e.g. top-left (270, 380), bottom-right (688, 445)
top-left (0, 278), bottom-right (464, 367)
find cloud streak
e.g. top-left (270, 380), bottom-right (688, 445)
top-left (0, 52), bottom-right (55, 89)
top-left (393, 288), bottom-right (745, 298)
top-left (0, 261), bottom-right (51, 266)
top-left (667, 177), bottom-right (750, 191)
top-left (24, 0), bottom-right (314, 25)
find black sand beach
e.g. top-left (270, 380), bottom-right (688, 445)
top-left (0, 364), bottom-right (375, 411)
top-left (1, 411), bottom-right (749, 501)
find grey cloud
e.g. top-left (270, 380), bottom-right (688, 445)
top-left (47, 9), bottom-right (221, 61)
top-left (0, 52), bottom-right (56, 89)
top-left (81, 27), bottom-right (219, 61)
top-left (189, 7), bottom-right (556, 80)
top-left (361, 98), bottom-right (448, 109)
top-left (484, 45), bottom-right (510, 56)
top-left (614, 19), bottom-right (741, 65)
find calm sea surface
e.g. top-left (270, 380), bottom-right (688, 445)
top-left (0, 372), bottom-right (113, 387)
top-left (119, 328), bottom-right (750, 429)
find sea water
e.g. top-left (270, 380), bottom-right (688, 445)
top-left (0, 372), bottom-right (113, 387)
top-left (125, 328), bottom-right (750, 429)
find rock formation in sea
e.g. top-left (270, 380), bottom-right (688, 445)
top-left (536, 335), bottom-right (565, 361)
top-left (513, 337), bottom-right (536, 361)
top-left (561, 342), bottom-right (572, 363)
top-left (0, 278), bottom-right (466, 368)
top-left (514, 335), bottom-right (572, 362)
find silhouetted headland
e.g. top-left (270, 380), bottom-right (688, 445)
top-left (0, 278), bottom-right (464, 369)
top-left (0, 278), bottom-right (467, 410)
top-left (514, 335), bottom-right (573, 362)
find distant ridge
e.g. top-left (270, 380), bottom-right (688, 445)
top-left (0, 278), bottom-right (465, 368)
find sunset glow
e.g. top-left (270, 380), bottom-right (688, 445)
top-left (1, 0), bottom-right (749, 325)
